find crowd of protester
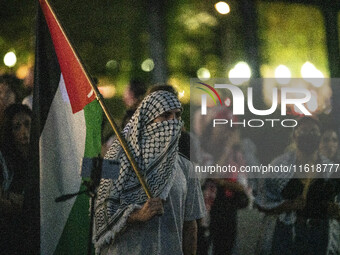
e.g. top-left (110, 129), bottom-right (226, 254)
top-left (1, 72), bottom-right (340, 254)
top-left (0, 74), bottom-right (32, 254)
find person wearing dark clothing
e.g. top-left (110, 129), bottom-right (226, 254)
top-left (256, 117), bottom-right (340, 255)
top-left (0, 104), bottom-right (32, 254)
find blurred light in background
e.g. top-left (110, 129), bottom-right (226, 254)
top-left (300, 61), bottom-right (324, 87)
top-left (301, 61), bottom-right (318, 78)
top-left (4, 51), bottom-right (17, 67)
top-left (301, 61), bottom-right (316, 78)
top-left (141, 58), bottom-right (154, 72)
top-left (178, 90), bottom-right (185, 99)
top-left (228, 61), bottom-right (251, 85)
top-left (98, 86), bottom-right (116, 98)
top-left (274, 65), bottom-right (291, 85)
top-left (197, 67), bottom-right (211, 80)
top-left (215, 1), bottom-right (230, 15)
top-left (16, 65), bottom-right (29, 79)
top-left (106, 59), bottom-right (118, 70)
top-left (306, 90), bottom-right (318, 112)
top-left (225, 97), bottom-right (231, 107)
top-left (310, 70), bottom-right (324, 87)
top-left (168, 76), bottom-right (190, 103)
top-left (182, 12), bottom-right (217, 31)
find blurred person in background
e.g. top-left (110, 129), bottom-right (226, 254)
top-left (319, 128), bottom-right (340, 255)
top-left (22, 66), bottom-right (34, 110)
top-left (197, 107), bottom-right (250, 255)
top-left (121, 79), bottom-right (148, 132)
top-left (121, 79), bottom-right (148, 131)
top-left (255, 117), bottom-right (339, 255)
top-left (123, 79), bottom-right (148, 109)
top-left (319, 128), bottom-right (339, 163)
top-left (0, 103), bottom-right (32, 254)
top-left (0, 75), bottom-right (18, 124)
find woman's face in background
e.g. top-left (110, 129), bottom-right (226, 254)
top-left (12, 112), bottom-right (31, 148)
top-left (319, 130), bottom-right (338, 160)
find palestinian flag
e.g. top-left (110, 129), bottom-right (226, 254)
top-left (29, 0), bottom-right (102, 254)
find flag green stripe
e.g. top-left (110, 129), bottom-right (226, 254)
top-left (84, 100), bottom-right (103, 158)
top-left (54, 187), bottom-right (91, 255)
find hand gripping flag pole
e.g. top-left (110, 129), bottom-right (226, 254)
top-left (39, 0), bottom-right (152, 199)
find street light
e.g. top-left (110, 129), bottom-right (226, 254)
top-left (197, 67), bottom-right (211, 80)
top-left (275, 65), bottom-right (291, 85)
top-left (4, 51), bottom-right (17, 67)
top-left (215, 1), bottom-right (230, 15)
top-left (228, 61), bottom-right (251, 85)
top-left (301, 61), bottom-right (316, 79)
top-left (141, 58), bottom-right (154, 72)
top-left (301, 61), bottom-right (324, 87)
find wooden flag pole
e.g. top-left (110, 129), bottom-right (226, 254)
top-left (42, 0), bottom-right (152, 199)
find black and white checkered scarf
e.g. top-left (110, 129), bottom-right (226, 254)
top-left (93, 91), bottom-right (183, 251)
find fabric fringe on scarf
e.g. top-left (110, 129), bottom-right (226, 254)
top-left (94, 204), bottom-right (141, 254)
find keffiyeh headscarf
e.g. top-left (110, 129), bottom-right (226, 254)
top-left (94, 90), bottom-right (183, 251)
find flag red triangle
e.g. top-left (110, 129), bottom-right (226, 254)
top-left (39, 0), bottom-right (96, 113)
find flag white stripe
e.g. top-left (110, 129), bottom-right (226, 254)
top-left (40, 75), bottom-right (86, 255)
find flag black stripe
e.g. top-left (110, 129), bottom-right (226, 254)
top-left (26, 4), bottom-right (61, 254)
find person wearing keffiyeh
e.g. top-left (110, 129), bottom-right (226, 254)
top-left (93, 90), bottom-right (206, 255)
